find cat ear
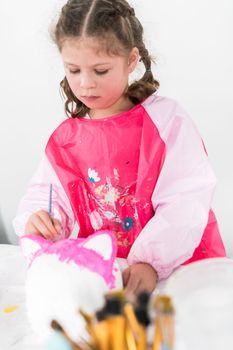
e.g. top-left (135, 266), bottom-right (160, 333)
top-left (82, 230), bottom-right (117, 261)
top-left (20, 234), bottom-right (50, 265)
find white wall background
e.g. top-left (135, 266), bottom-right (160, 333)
top-left (0, 1), bottom-right (232, 253)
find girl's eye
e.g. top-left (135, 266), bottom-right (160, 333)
top-left (69, 70), bottom-right (109, 75)
top-left (69, 70), bottom-right (80, 74)
top-left (95, 70), bottom-right (108, 75)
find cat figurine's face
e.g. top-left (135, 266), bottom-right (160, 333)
top-left (20, 230), bottom-right (122, 343)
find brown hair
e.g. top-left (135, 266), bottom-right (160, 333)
top-left (52, 0), bottom-right (160, 118)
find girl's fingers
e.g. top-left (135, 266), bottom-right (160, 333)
top-left (25, 210), bottom-right (63, 241)
top-left (25, 222), bottom-right (42, 236)
top-left (37, 211), bottom-right (58, 236)
top-left (122, 267), bottom-right (131, 287)
top-left (30, 214), bottom-right (54, 240)
top-left (51, 218), bottom-right (62, 235)
top-left (26, 217), bottom-right (52, 239)
top-left (134, 280), bottom-right (151, 295)
top-left (124, 270), bottom-right (140, 296)
top-left (123, 263), bottom-right (158, 296)
top-left (26, 210), bottom-right (61, 240)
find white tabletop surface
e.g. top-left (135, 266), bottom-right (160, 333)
top-left (1, 244), bottom-right (233, 350)
top-left (0, 244), bottom-right (43, 350)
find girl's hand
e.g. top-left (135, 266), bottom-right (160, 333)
top-left (25, 210), bottom-right (62, 241)
top-left (122, 263), bottom-right (158, 296)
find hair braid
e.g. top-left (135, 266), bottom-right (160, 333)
top-left (123, 14), bottom-right (159, 104)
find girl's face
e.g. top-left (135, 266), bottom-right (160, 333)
top-left (61, 37), bottom-right (139, 118)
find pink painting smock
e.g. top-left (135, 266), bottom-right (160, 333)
top-left (13, 95), bottom-right (226, 279)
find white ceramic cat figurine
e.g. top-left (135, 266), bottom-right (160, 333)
top-left (20, 230), bottom-right (123, 343)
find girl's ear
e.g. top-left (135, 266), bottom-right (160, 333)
top-left (128, 47), bottom-right (140, 73)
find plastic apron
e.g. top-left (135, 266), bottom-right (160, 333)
top-left (45, 106), bottom-right (226, 261)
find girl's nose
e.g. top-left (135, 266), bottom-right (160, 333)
top-left (80, 74), bottom-right (96, 89)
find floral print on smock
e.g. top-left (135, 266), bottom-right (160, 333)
top-left (45, 104), bottom-right (165, 257)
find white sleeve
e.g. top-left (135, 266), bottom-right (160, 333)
top-left (12, 154), bottom-right (75, 237)
top-left (128, 99), bottom-right (217, 280)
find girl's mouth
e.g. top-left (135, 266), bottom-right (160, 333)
top-left (81, 96), bottom-right (100, 102)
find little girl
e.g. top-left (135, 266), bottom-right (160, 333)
top-left (13, 0), bottom-right (226, 295)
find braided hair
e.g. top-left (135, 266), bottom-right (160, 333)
top-left (52, 0), bottom-right (160, 117)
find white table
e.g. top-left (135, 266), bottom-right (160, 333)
top-left (1, 244), bottom-right (233, 350)
top-left (0, 244), bottom-right (43, 350)
top-left (163, 257), bottom-right (233, 350)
